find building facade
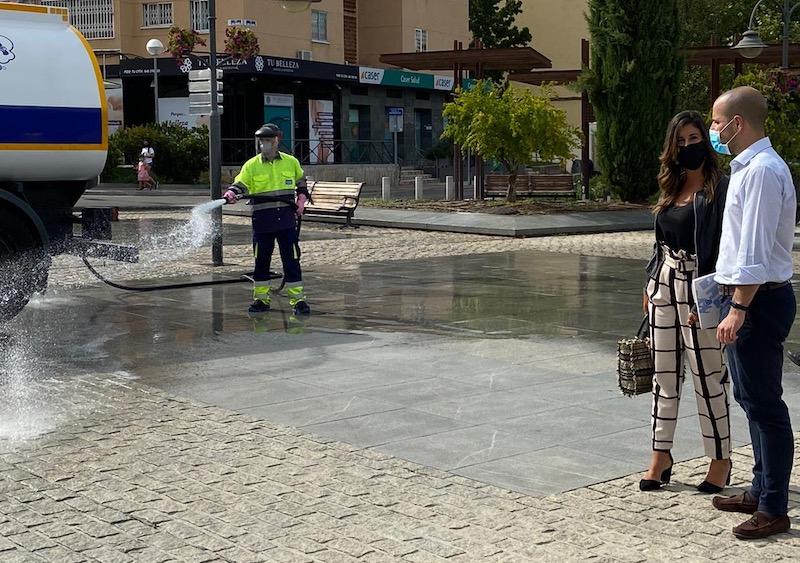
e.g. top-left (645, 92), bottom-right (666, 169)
top-left (12, 0), bottom-right (469, 168)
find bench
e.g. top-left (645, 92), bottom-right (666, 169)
top-left (485, 174), bottom-right (577, 199)
top-left (305, 181), bottom-right (365, 228)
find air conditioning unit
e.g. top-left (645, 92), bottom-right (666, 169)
top-left (297, 50), bottom-right (312, 61)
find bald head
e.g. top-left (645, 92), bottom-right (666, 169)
top-left (716, 86), bottom-right (767, 131)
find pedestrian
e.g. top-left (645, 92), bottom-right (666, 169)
top-left (640, 111), bottom-right (731, 493)
top-left (709, 86), bottom-right (796, 540)
top-left (136, 156), bottom-right (154, 190)
top-left (140, 140), bottom-right (158, 189)
top-left (223, 124), bottom-right (311, 315)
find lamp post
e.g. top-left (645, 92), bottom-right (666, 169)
top-left (733, 0), bottom-right (800, 69)
top-left (207, 0), bottom-right (322, 266)
top-left (146, 39), bottom-right (164, 122)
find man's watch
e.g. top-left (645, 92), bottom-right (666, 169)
top-left (730, 301), bottom-right (749, 312)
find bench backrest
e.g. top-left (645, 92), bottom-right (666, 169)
top-left (308, 181), bottom-right (364, 211)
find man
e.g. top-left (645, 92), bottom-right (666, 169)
top-left (223, 124), bottom-right (311, 315)
top-left (710, 86), bottom-right (796, 540)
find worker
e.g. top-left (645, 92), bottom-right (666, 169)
top-left (223, 123), bottom-right (311, 315)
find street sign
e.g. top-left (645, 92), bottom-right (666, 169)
top-left (227, 18), bottom-right (256, 27)
top-left (189, 93), bottom-right (223, 105)
top-left (189, 105), bottom-right (224, 116)
top-left (388, 107), bottom-right (404, 133)
top-left (189, 69), bottom-right (224, 81)
top-left (188, 68), bottom-right (223, 107)
top-left (189, 81), bottom-right (223, 93)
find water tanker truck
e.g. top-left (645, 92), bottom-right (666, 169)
top-left (0, 3), bottom-right (135, 320)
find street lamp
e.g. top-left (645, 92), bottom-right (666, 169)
top-left (146, 38), bottom-right (164, 122)
top-left (206, 0), bottom-right (322, 266)
top-left (733, 0), bottom-right (800, 69)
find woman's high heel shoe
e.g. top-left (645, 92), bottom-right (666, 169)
top-left (639, 451), bottom-right (674, 491)
top-left (696, 460), bottom-right (732, 494)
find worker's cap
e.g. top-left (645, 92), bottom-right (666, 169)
top-left (255, 123), bottom-right (281, 138)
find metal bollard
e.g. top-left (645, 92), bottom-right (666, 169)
top-left (473, 176), bottom-right (478, 200)
top-left (381, 176), bottom-right (391, 200)
top-left (415, 176), bottom-right (424, 200)
top-left (446, 176), bottom-right (454, 201)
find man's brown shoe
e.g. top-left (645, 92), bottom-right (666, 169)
top-left (712, 492), bottom-right (758, 514)
top-left (732, 512), bottom-right (790, 540)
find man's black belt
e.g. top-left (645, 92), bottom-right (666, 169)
top-left (720, 281), bottom-right (790, 296)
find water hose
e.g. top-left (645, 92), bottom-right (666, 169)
top-left (81, 194), bottom-right (299, 293)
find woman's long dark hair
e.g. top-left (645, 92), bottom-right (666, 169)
top-left (654, 111), bottom-right (722, 215)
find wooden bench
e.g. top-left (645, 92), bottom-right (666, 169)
top-left (305, 181), bottom-right (365, 227)
top-left (485, 174), bottom-right (576, 199)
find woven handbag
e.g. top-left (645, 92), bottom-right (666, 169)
top-left (617, 316), bottom-right (654, 397)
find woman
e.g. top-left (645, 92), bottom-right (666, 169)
top-left (640, 111), bottom-right (731, 493)
top-left (140, 140), bottom-right (157, 189)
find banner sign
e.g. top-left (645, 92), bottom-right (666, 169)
top-left (121, 54), bottom-right (359, 83)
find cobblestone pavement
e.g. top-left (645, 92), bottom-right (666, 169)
top-left (49, 211), bottom-right (800, 290)
top-left (1, 377), bottom-right (798, 562)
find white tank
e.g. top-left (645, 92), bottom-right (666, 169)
top-left (0, 3), bottom-right (107, 182)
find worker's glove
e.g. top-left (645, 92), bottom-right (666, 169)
top-left (223, 190), bottom-right (239, 204)
top-left (296, 194), bottom-right (308, 217)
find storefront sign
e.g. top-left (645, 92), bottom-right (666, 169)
top-left (120, 54), bottom-right (358, 83)
top-left (434, 75), bottom-right (455, 91)
top-left (358, 66), bottom-right (453, 91)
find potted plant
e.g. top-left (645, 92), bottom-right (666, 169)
top-left (224, 27), bottom-right (260, 60)
top-left (167, 26), bottom-right (206, 64)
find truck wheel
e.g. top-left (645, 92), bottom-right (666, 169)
top-left (0, 207), bottom-right (49, 322)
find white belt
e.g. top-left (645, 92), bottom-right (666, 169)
top-left (662, 254), bottom-right (696, 273)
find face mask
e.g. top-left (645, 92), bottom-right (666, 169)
top-left (677, 142), bottom-right (707, 170)
top-left (709, 117), bottom-right (739, 156)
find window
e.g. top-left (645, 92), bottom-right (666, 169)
top-left (40, 0), bottom-right (114, 39)
top-left (415, 28), bottom-right (428, 52)
top-left (143, 2), bottom-right (173, 28)
top-left (312, 10), bottom-right (328, 42)
top-left (190, 1), bottom-right (209, 32)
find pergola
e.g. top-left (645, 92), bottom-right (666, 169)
top-left (380, 44), bottom-right (553, 199)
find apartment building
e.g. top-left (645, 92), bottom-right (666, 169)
top-left (10, 0), bottom-right (469, 167)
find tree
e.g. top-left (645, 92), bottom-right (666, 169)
top-left (442, 81), bottom-right (580, 202)
top-left (677, 1), bottom-right (800, 113)
top-left (469, 0), bottom-right (532, 49)
top-left (583, 1), bottom-right (683, 202)
top-left (733, 69), bottom-right (800, 184)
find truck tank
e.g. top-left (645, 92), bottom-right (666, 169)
top-left (0, 2), bottom-right (108, 320)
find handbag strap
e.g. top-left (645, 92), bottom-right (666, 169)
top-left (637, 315), bottom-right (649, 339)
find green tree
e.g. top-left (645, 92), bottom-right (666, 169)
top-left (469, 0), bottom-right (532, 48)
top-left (442, 81), bottom-right (580, 202)
top-left (733, 69), bottom-right (800, 184)
top-left (583, 0), bottom-right (683, 202)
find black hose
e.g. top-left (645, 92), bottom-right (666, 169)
top-left (81, 257), bottom-right (264, 292)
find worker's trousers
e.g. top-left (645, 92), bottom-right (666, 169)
top-left (253, 228), bottom-right (305, 306)
top-left (646, 245), bottom-right (731, 460)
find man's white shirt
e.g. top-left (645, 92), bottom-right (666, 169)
top-left (714, 137), bottom-right (796, 286)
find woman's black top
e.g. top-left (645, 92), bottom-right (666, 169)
top-left (656, 202), bottom-right (695, 254)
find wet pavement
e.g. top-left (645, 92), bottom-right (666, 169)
top-left (5, 249), bottom-right (800, 498)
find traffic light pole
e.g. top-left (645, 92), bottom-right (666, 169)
top-left (208, 0), bottom-right (223, 266)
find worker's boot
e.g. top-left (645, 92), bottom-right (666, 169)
top-left (249, 284), bottom-right (271, 315)
top-left (287, 283), bottom-right (310, 316)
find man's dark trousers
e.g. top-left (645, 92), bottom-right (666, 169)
top-left (253, 227), bottom-right (301, 284)
top-left (725, 284), bottom-right (796, 516)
